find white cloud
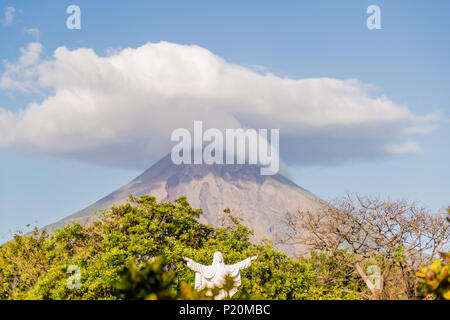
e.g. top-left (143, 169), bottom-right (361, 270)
top-left (0, 41), bottom-right (439, 169)
top-left (3, 7), bottom-right (20, 25)
top-left (0, 42), bottom-right (42, 92)
top-left (23, 27), bottom-right (41, 40)
top-left (385, 142), bottom-right (421, 154)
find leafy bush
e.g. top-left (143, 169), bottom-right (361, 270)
top-left (416, 253), bottom-right (449, 300)
top-left (0, 195), bottom-right (350, 300)
top-left (415, 207), bottom-right (450, 300)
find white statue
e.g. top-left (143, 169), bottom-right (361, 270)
top-left (183, 251), bottom-right (258, 299)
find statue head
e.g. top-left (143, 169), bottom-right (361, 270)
top-left (213, 251), bottom-right (224, 264)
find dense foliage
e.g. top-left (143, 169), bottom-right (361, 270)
top-left (416, 253), bottom-right (449, 300)
top-left (0, 195), bottom-right (447, 300)
top-left (415, 208), bottom-right (450, 300)
top-left (0, 195), bottom-right (362, 300)
top-left (286, 195), bottom-right (449, 299)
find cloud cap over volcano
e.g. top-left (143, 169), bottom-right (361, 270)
top-left (0, 41), bottom-right (440, 169)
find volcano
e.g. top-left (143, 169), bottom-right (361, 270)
top-left (45, 154), bottom-right (324, 255)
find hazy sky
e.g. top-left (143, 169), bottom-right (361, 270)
top-left (0, 0), bottom-right (449, 241)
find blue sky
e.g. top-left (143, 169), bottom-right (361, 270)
top-left (0, 0), bottom-right (449, 241)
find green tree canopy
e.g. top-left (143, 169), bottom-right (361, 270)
top-left (1, 195), bottom-right (359, 300)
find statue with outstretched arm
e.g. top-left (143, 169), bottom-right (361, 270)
top-left (183, 251), bottom-right (258, 299)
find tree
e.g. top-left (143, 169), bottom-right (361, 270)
top-left (416, 252), bottom-right (450, 300)
top-left (283, 194), bottom-right (449, 299)
top-left (0, 229), bottom-right (49, 299)
top-left (114, 256), bottom-right (251, 300)
top-left (0, 195), bottom-right (337, 300)
top-left (415, 207), bottom-right (450, 300)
